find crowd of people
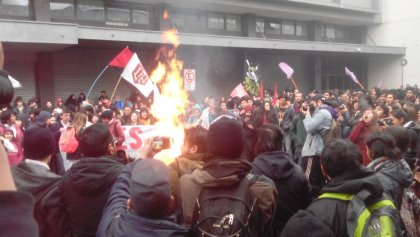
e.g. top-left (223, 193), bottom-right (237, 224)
top-left (0, 83), bottom-right (419, 237)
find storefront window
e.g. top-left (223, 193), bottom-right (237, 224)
top-left (326, 24), bottom-right (336, 38)
top-left (172, 13), bottom-right (185, 30)
top-left (132, 9), bottom-right (149, 25)
top-left (186, 14), bottom-right (206, 31)
top-left (0, 0), bottom-right (30, 17)
top-left (50, 0), bottom-right (75, 19)
top-left (77, 0), bottom-right (104, 21)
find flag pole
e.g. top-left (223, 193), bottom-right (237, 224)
top-left (357, 82), bottom-right (365, 90)
top-left (290, 77), bottom-right (299, 91)
top-left (86, 65), bottom-right (109, 100)
top-left (110, 75), bottom-right (123, 103)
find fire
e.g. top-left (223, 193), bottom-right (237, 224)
top-left (150, 19), bottom-right (188, 166)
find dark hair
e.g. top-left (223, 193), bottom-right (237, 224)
top-left (184, 125), bottom-right (208, 153)
top-left (391, 109), bottom-right (408, 124)
top-left (366, 131), bottom-right (400, 161)
top-left (321, 139), bottom-right (362, 178)
top-left (23, 127), bottom-right (55, 160)
top-left (375, 103), bottom-right (389, 117)
top-left (79, 123), bottom-right (113, 157)
top-left (384, 126), bottom-right (410, 153)
top-left (253, 124), bottom-right (284, 157)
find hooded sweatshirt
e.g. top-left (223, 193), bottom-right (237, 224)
top-left (252, 150), bottom-right (311, 236)
top-left (369, 158), bottom-right (413, 210)
top-left (59, 156), bottom-right (124, 237)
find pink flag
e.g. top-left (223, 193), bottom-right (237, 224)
top-left (279, 62), bottom-right (294, 79)
top-left (230, 83), bottom-right (248, 98)
top-left (121, 53), bottom-right (154, 97)
top-left (344, 67), bottom-right (360, 84)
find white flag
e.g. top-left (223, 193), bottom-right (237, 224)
top-left (121, 53), bottom-right (153, 97)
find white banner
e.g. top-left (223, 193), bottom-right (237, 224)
top-left (183, 69), bottom-right (196, 91)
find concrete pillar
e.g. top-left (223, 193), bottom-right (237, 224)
top-left (242, 14), bottom-right (257, 38)
top-left (35, 53), bottom-right (55, 105)
top-left (33, 0), bottom-right (51, 22)
top-left (314, 56), bottom-right (322, 90)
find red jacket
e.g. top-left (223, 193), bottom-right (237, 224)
top-left (108, 119), bottom-right (125, 151)
top-left (348, 121), bottom-right (372, 166)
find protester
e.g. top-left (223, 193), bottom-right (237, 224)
top-left (179, 116), bottom-right (277, 236)
top-left (97, 158), bottom-right (193, 237)
top-left (11, 127), bottom-right (65, 237)
top-left (1, 127), bottom-right (22, 166)
top-left (101, 110), bottom-right (125, 151)
top-left (251, 124), bottom-right (311, 235)
top-left (366, 131), bottom-right (413, 210)
top-left (300, 94), bottom-right (332, 198)
top-left (348, 108), bottom-right (380, 166)
top-left (57, 123), bottom-right (125, 237)
top-left (282, 139), bottom-right (399, 237)
top-left (66, 112), bottom-right (88, 161)
top-left (169, 125), bottom-right (207, 197)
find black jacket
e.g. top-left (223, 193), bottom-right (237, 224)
top-left (12, 161), bottom-right (64, 237)
top-left (0, 191), bottom-right (39, 237)
top-left (59, 156), bottom-right (124, 237)
top-left (304, 167), bottom-right (384, 237)
top-left (97, 160), bottom-right (193, 237)
top-left (251, 151), bottom-right (311, 236)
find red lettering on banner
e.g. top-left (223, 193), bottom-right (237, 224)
top-left (129, 127), bottom-right (143, 149)
top-left (132, 63), bottom-right (149, 85)
top-left (120, 127), bottom-right (127, 150)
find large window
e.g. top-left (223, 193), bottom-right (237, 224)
top-left (107, 7), bottom-right (130, 23)
top-left (132, 9), bottom-right (149, 25)
top-left (0, 0), bottom-right (31, 17)
top-left (171, 13), bottom-right (186, 30)
top-left (226, 14), bottom-right (241, 32)
top-left (186, 14), bottom-right (206, 31)
top-left (207, 13), bottom-right (224, 30)
top-left (256, 18), bottom-right (265, 34)
top-left (50, 0), bottom-right (75, 19)
top-left (77, 0), bottom-right (104, 21)
top-left (267, 22), bottom-right (281, 34)
top-left (296, 21), bottom-right (308, 37)
top-left (282, 20), bottom-right (295, 35)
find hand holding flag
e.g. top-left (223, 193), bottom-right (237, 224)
top-left (344, 67), bottom-right (364, 89)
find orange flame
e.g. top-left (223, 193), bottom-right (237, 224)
top-left (150, 26), bottom-right (187, 166)
top-left (163, 10), bottom-right (169, 20)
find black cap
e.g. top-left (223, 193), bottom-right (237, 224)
top-left (101, 110), bottom-right (113, 120)
top-left (130, 159), bottom-right (171, 218)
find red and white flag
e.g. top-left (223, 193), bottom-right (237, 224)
top-left (230, 83), bottom-right (248, 98)
top-left (108, 47), bottom-right (134, 69)
top-left (121, 53), bottom-right (154, 97)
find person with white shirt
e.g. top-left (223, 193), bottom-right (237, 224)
top-left (11, 127), bottom-right (66, 237)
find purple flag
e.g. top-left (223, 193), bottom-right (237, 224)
top-left (279, 62), bottom-right (294, 80)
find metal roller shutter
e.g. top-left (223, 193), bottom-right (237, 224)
top-left (4, 60), bottom-right (36, 103)
top-left (53, 48), bottom-right (135, 104)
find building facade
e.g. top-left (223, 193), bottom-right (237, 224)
top-left (0, 0), bottom-right (407, 104)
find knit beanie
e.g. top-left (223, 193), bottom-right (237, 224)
top-left (207, 116), bottom-right (244, 159)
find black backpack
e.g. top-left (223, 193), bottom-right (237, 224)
top-left (192, 174), bottom-right (258, 237)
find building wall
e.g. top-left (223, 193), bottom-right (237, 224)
top-left (367, 0), bottom-right (419, 88)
